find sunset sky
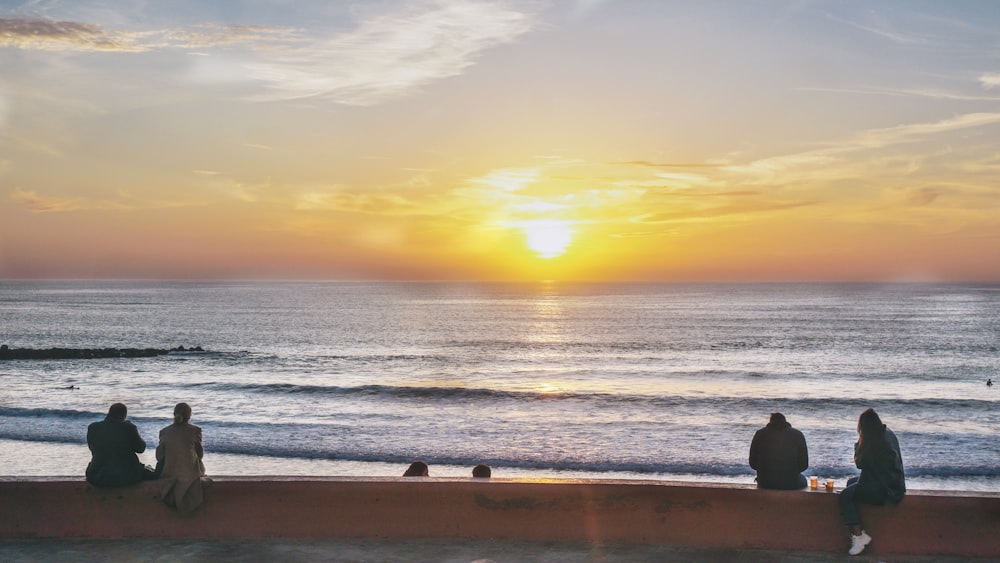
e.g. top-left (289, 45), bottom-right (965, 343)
top-left (2, 1), bottom-right (999, 281)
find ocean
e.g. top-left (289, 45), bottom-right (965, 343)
top-left (0, 280), bottom-right (997, 491)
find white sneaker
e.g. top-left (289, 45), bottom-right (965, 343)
top-left (848, 530), bottom-right (872, 555)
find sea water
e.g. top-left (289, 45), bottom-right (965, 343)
top-left (0, 281), bottom-right (997, 491)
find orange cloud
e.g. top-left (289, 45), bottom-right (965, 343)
top-left (0, 18), bottom-right (142, 51)
top-left (11, 188), bottom-right (86, 212)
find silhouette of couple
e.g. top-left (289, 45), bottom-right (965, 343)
top-left (85, 402), bottom-right (209, 514)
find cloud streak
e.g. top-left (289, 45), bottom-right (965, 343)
top-left (10, 187), bottom-right (200, 213)
top-left (11, 188), bottom-right (88, 212)
top-left (242, 0), bottom-right (536, 105)
top-left (795, 86), bottom-right (1000, 102)
top-left (824, 12), bottom-right (927, 45)
top-left (0, 17), bottom-right (297, 52)
top-left (981, 73), bottom-right (1000, 90)
top-left (2, 1), bottom-right (536, 106)
top-left (0, 17), bottom-right (144, 51)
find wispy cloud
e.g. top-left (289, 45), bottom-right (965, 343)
top-left (824, 12), bottom-right (926, 45)
top-left (981, 73), bottom-right (1000, 90)
top-left (469, 167), bottom-right (540, 192)
top-left (856, 112), bottom-right (1000, 147)
top-left (2, 1), bottom-right (536, 106)
top-left (724, 111), bottom-right (1000, 186)
top-left (11, 188), bottom-right (88, 212)
top-left (633, 199), bottom-right (818, 224)
top-left (0, 17), bottom-right (145, 51)
top-left (0, 17), bottom-right (297, 52)
top-left (243, 0), bottom-right (536, 105)
top-left (611, 160), bottom-right (723, 168)
top-left (795, 86), bottom-right (1000, 102)
top-left (295, 190), bottom-right (421, 215)
top-left (10, 187), bottom-right (201, 213)
top-left (163, 24), bottom-right (300, 50)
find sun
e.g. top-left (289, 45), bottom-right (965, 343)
top-left (522, 220), bottom-right (573, 258)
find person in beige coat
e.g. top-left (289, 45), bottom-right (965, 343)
top-left (156, 402), bottom-right (208, 514)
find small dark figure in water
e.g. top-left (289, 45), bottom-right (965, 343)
top-left (988, 378), bottom-right (993, 387)
top-left (749, 412), bottom-right (809, 490)
top-left (839, 408), bottom-right (906, 556)
top-left (472, 464), bottom-right (492, 478)
top-left (85, 403), bottom-right (156, 487)
top-left (403, 460), bottom-right (429, 477)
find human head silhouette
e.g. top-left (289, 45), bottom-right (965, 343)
top-left (403, 460), bottom-right (429, 477)
top-left (857, 408), bottom-right (885, 439)
top-left (173, 402), bottom-right (192, 424)
top-left (106, 403), bottom-right (127, 421)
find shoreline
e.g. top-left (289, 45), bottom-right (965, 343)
top-left (1, 438), bottom-right (995, 492)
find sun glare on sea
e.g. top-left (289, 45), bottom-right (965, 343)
top-left (522, 220), bottom-right (573, 259)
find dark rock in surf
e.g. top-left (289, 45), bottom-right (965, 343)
top-left (0, 346), bottom-right (208, 360)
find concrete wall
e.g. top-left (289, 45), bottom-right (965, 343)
top-left (1, 477), bottom-right (998, 557)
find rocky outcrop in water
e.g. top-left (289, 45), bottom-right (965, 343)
top-left (0, 345), bottom-right (204, 360)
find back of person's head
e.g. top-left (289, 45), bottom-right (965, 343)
top-left (856, 408), bottom-right (889, 459)
top-left (768, 412), bottom-right (787, 426)
top-left (403, 460), bottom-right (429, 477)
top-left (472, 464), bottom-right (492, 478)
top-left (857, 408), bottom-right (885, 439)
top-left (107, 403), bottom-right (127, 421)
top-left (173, 402), bottom-right (192, 424)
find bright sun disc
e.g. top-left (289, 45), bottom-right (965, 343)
top-left (522, 220), bottom-right (573, 258)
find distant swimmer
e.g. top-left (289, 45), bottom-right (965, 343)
top-left (988, 378), bottom-right (993, 387)
top-left (62, 385), bottom-right (79, 390)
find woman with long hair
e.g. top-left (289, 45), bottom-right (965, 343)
top-left (156, 402), bottom-right (209, 514)
top-left (839, 408), bottom-right (906, 556)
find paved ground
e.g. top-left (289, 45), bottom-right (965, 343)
top-left (0, 538), bottom-right (992, 563)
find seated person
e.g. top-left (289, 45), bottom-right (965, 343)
top-left (839, 408), bottom-right (906, 556)
top-left (402, 460), bottom-right (429, 476)
top-left (156, 402), bottom-right (209, 514)
top-left (749, 412), bottom-right (809, 490)
top-left (472, 464), bottom-right (492, 478)
top-left (85, 403), bottom-right (156, 486)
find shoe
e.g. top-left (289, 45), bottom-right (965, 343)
top-left (848, 530), bottom-right (872, 555)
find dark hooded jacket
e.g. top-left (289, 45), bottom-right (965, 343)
top-left (855, 425), bottom-right (906, 503)
top-left (85, 414), bottom-right (149, 487)
top-left (749, 415), bottom-right (809, 490)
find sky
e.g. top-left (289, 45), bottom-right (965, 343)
top-left (1, 0), bottom-right (999, 282)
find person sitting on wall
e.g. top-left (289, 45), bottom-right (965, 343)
top-left (156, 402), bottom-right (209, 515)
top-left (472, 464), bottom-right (492, 478)
top-left (749, 412), bottom-right (809, 490)
top-left (403, 460), bottom-right (429, 476)
top-left (85, 403), bottom-right (157, 487)
top-left (839, 408), bottom-right (906, 556)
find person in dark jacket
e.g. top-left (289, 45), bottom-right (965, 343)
top-left (85, 403), bottom-right (156, 487)
top-left (749, 412), bottom-right (809, 490)
top-left (839, 408), bottom-right (906, 556)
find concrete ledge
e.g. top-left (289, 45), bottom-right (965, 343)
top-left (1, 478), bottom-right (998, 557)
